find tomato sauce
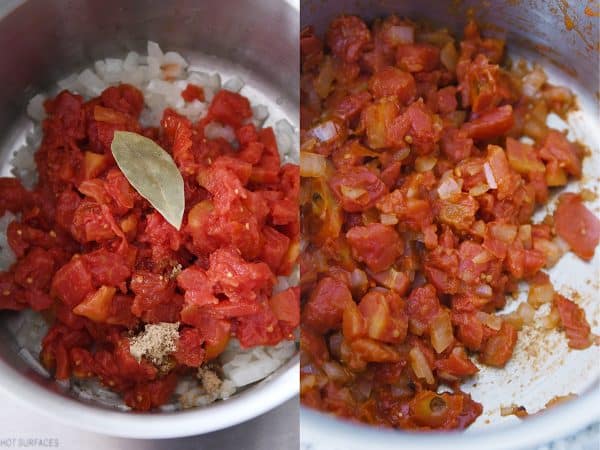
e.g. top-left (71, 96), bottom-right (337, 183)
top-left (300, 15), bottom-right (599, 430)
top-left (0, 84), bottom-right (299, 410)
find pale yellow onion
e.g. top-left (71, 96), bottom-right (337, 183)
top-left (387, 25), bottom-right (414, 45)
top-left (469, 183), bottom-right (490, 197)
top-left (528, 283), bottom-right (555, 308)
top-left (475, 283), bottom-right (493, 298)
top-left (541, 307), bottom-right (561, 330)
top-left (491, 223), bottom-right (518, 243)
top-left (533, 238), bottom-right (562, 267)
top-left (472, 249), bottom-right (492, 264)
top-left (518, 224), bottom-right (533, 249)
top-left (415, 155), bottom-right (437, 173)
top-left (440, 41), bottom-right (458, 72)
top-left (310, 120), bottom-right (338, 143)
top-left (437, 175), bottom-right (461, 199)
top-left (300, 151), bottom-right (327, 178)
top-left (522, 66), bottom-right (547, 97)
top-left (340, 185), bottom-right (368, 200)
top-left (380, 213), bottom-right (399, 225)
top-left (516, 302), bottom-right (535, 324)
top-left (476, 311), bottom-right (502, 330)
top-left (409, 347), bottom-right (435, 385)
top-left (483, 162), bottom-right (498, 189)
top-left (322, 361), bottom-right (351, 384)
top-left (430, 312), bottom-right (454, 353)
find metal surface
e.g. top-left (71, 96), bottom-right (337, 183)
top-left (0, 0), bottom-right (299, 439)
top-left (301, 0), bottom-right (600, 448)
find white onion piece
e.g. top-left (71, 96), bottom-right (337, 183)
top-left (387, 25), bottom-right (414, 45)
top-left (340, 185), bottom-right (367, 200)
top-left (440, 41), bottom-right (458, 71)
top-left (322, 361), bottom-right (351, 383)
top-left (380, 213), bottom-right (398, 225)
top-left (300, 151), bottom-right (327, 178)
top-left (483, 162), bottom-right (498, 189)
top-left (415, 156), bottom-right (437, 172)
top-left (522, 66), bottom-right (547, 97)
top-left (469, 183), bottom-right (490, 196)
top-left (311, 120), bottom-right (337, 143)
top-left (409, 347), bottom-right (435, 385)
top-left (430, 312), bottom-right (454, 353)
top-left (472, 250), bottom-right (492, 264)
top-left (437, 175), bottom-right (461, 199)
top-left (475, 283), bottom-right (493, 298)
top-left (476, 311), bottom-right (502, 330)
top-left (516, 302), bottom-right (535, 324)
top-left (528, 283), bottom-right (555, 307)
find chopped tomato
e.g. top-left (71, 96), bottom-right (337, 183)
top-left (554, 193), bottom-right (600, 261)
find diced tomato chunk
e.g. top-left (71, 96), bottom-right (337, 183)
top-left (303, 277), bottom-right (353, 333)
top-left (554, 295), bottom-right (592, 349)
top-left (554, 193), bottom-right (600, 261)
top-left (346, 223), bottom-right (402, 272)
top-left (207, 90), bottom-right (252, 128)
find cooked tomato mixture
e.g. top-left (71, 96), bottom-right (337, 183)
top-left (0, 84), bottom-right (299, 410)
top-left (300, 16), bottom-right (599, 430)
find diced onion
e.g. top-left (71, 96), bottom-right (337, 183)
top-left (300, 151), bottom-right (327, 178)
top-left (440, 41), bottom-right (458, 71)
top-left (533, 238), bottom-right (562, 267)
top-left (541, 307), bottom-right (560, 329)
top-left (341, 185), bottom-right (367, 200)
top-left (409, 347), bottom-right (435, 385)
top-left (491, 223), bottom-right (518, 243)
top-left (522, 66), bottom-right (547, 97)
top-left (472, 250), bottom-right (492, 264)
top-left (483, 162), bottom-right (498, 189)
top-left (430, 312), bottom-right (454, 353)
top-left (437, 175), bottom-right (461, 199)
top-left (380, 213), bottom-right (398, 225)
top-left (518, 224), bottom-right (532, 249)
top-left (387, 25), bottom-right (415, 45)
top-left (476, 311), bottom-right (502, 330)
top-left (415, 156), bottom-right (438, 172)
top-left (471, 220), bottom-right (486, 237)
top-left (322, 361), bottom-right (351, 383)
top-left (516, 302), bottom-right (535, 324)
top-left (469, 183), bottom-right (490, 197)
top-left (528, 283), bottom-right (555, 308)
top-left (310, 120), bottom-right (338, 143)
top-left (475, 284), bottom-right (493, 298)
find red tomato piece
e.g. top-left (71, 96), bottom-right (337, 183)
top-left (303, 277), bottom-right (353, 333)
top-left (326, 15), bottom-right (372, 63)
top-left (329, 167), bottom-right (387, 212)
top-left (181, 84), bottom-right (205, 102)
top-left (346, 223), bottom-right (402, 272)
top-left (554, 193), bottom-right (600, 261)
top-left (207, 90), bottom-right (252, 128)
top-left (554, 295), bottom-right (592, 349)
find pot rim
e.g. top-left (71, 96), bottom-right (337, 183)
top-left (301, 381), bottom-right (600, 450)
top-left (0, 355), bottom-right (299, 438)
top-left (0, 0), bottom-right (300, 439)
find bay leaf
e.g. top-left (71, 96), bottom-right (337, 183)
top-left (111, 131), bottom-right (185, 229)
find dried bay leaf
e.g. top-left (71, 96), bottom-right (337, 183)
top-left (111, 131), bottom-right (184, 229)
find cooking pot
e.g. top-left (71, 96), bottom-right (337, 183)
top-left (0, 0), bottom-right (299, 438)
top-left (300, 1), bottom-right (599, 448)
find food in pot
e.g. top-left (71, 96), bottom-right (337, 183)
top-left (300, 15), bottom-right (599, 430)
top-left (0, 42), bottom-right (299, 411)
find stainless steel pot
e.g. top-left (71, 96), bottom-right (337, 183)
top-left (300, 1), bottom-right (600, 449)
top-left (0, 0), bottom-right (299, 438)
